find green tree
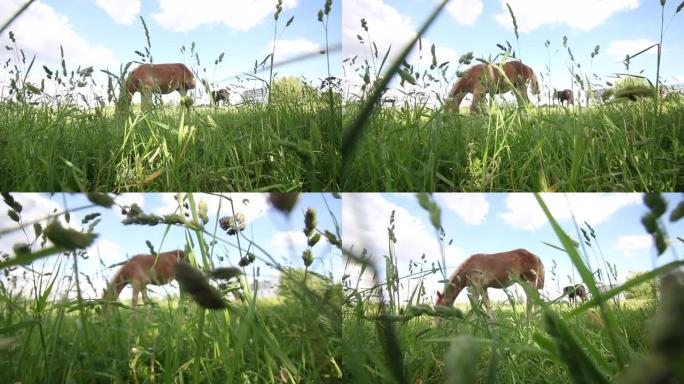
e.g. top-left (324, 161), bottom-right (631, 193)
top-left (270, 76), bottom-right (320, 105)
top-left (624, 271), bottom-right (658, 300)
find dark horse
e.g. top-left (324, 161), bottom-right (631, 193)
top-left (447, 60), bottom-right (540, 114)
top-left (211, 88), bottom-right (230, 106)
top-left (555, 89), bottom-right (573, 106)
top-left (563, 284), bottom-right (587, 303)
top-left (118, 63), bottom-right (196, 111)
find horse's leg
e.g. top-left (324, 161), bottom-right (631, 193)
top-left (525, 287), bottom-right (535, 324)
top-left (140, 86), bottom-right (152, 111)
top-left (131, 284), bottom-right (140, 306)
top-left (141, 286), bottom-right (150, 305)
top-left (448, 92), bottom-right (466, 113)
top-left (467, 287), bottom-right (480, 315)
top-left (515, 85), bottom-right (529, 108)
top-left (470, 88), bottom-right (483, 114)
top-left (481, 289), bottom-right (494, 319)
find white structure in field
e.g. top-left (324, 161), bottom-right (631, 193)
top-left (242, 87), bottom-right (268, 103)
top-left (253, 279), bottom-right (278, 298)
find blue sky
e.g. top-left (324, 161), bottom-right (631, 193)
top-left (0, 0), bottom-right (341, 104)
top-left (0, 193), bottom-right (341, 300)
top-left (343, 0), bottom-right (684, 103)
top-left (342, 193), bottom-right (684, 304)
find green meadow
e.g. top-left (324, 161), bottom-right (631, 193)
top-left (341, 0), bottom-right (684, 192)
top-left (0, 100), bottom-right (340, 191)
top-left (0, 4), bottom-right (341, 192)
top-left (342, 100), bottom-right (684, 191)
top-left (342, 193), bottom-right (684, 383)
top-left (0, 193), bottom-right (343, 383)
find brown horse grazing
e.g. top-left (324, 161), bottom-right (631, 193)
top-left (119, 63), bottom-right (196, 111)
top-left (211, 88), bottom-right (230, 106)
top-left (446, 60), bottom-right (540, 114)
top-left (103, 250), bottom-right (186, 306)
top-left (436, 248), bottom-right (545, 321)
top-left (555, 89), bottom-right (573, 106)
top-left (563, 284), bottom-right (587, 303)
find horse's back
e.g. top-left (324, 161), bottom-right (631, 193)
top-left (127, 63), bottom-right (195, 93)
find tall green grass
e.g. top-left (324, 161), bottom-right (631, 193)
top-left (341, 1), bottom-right (684, 192)
top-left (342, 101), bottom-right (684, 191)
top-left (0, 192), bottom-right (343, 383)
top-left (342, 193), bottom-right (684, 383)
top-left (0, 1), bottom-right (341, 192)
top-left (0, 101), bottom-right (339, 191)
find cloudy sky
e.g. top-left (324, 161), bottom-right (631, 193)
top-left (0, 0), bottom-right (341, 104)
top-left (342, 193), bottom-right (684, 304)
top-left (342, 0), bottom-right (684, 103)
top-left (0, 193), bottom-right (341, 300)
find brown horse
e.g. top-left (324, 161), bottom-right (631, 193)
top-left (119, 63), bottom-right (196, 111)
top-left (555, 89), bottom-right (573, 106)
top-left (436, 248), bottom-right (545, 321)
top-left (446, 60), bottom-right (540, 114)
top-left (103, 249), bottom-right (186, 306)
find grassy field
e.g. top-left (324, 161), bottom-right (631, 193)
top-left (341, 0), bottom-right (684, 192)
top-left (343, 298), bottom-right (661, 383)
top-left (0, 101), bottom-right (341, 191)
top-left (342, 193), bottom-right (684, 383)
top-left (1, 294), bottom-right (341, 383)
top-left (0, 3), bottom-right (341, 192)
top-left (0, 192), bottom-right (343, 383)
top-left (342, 99), bottom-right (684, 191)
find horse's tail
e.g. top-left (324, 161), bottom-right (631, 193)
top-left (536, 258), bottom-right (545, 291)
top-left (529, 70), bottom-right (540, 96)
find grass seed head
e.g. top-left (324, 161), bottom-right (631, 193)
top-left (303, 208), bottom-right (317, 237)
top-left (269, 192), bottom-right (299, 214)
top-left (44, 220), bottom-right (97, 250)
top-left (302, 249), bottom-right (313, 267)
top-left (175, 262), bottom-right (227, 309)
top-left (219, 213), bottom-right (246, 235)
top-left (86, 193), bottom-right (114, 208)
top-left (210, 267), bottom-right (243, 280)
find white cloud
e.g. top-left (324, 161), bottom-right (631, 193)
top-left (95, 0), bottom-right (141, 25)
top-left (270, 230), bottom-right (308, 250)
top-left (445, 0), bottom-right (483, 26)
top-left (493, 0), bottom-right (639, 33)
top-left (0, 0), bottom-right (117, 68)
top-left (608, 39), bottom-right (657, 61)
top-left (436, 193), bottom-right (489, 225)
top-left (499, 193), bottom-right (642, 231)
top-left (87, 238), bottom-right (123, 262)
top-left (342, 193), bottom-right (464, 265)
top-left (154, 193), bottom-right (269, 225)
top-left (342, 0), bottom-right (416, 62)
top-left (342, 0), bottom-right (462, 101)
top-left (152, 0), bottom-right (298, 32)
top-left (266, 39), bottom-right (322, 59)
top-left (614, 234), bottom-right (653, 257)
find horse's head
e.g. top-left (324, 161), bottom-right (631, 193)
top-left (435, 290), bottom-right (447, 306)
